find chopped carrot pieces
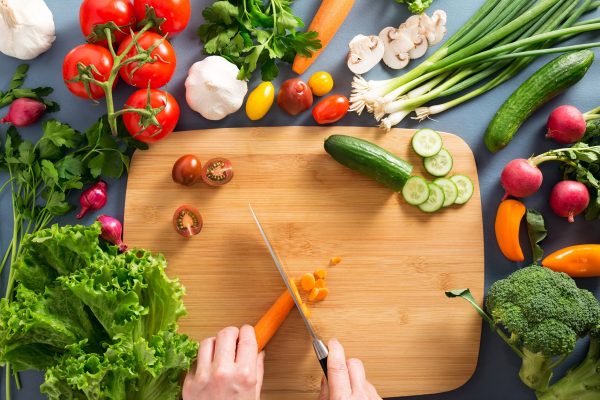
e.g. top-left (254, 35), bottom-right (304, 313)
top-left (330, 256), bottom-right (342, 265)
top-left (308, 287), bottom-right (319, 301)
top-left (315, 287), bottom-right (329, 301)
top-left (301, 273), bottom-right (316, 292)
top-left (300, 302), bottom-right (311, 318)
top-left (315, 279), bottom-right (326, 289)
top-left (314, 269), bottom-right (327, 279)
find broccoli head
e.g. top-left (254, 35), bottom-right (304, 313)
top-left (447, 266), bottom-right (600, 393)
top-left (394, 0), bottom-right (434, 14)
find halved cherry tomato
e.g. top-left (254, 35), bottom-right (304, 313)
top-left (172, 154), bottom-right (202, 186)
top-left (308, 71), bottom-right (334, 97)
top-left (312, 95), bottom-right (349, 125)
top-left (246, 82), bottom-right (275, 121)
top-left (63, 44), bottom-right (115, 100)
top-left (201, 158), bottom-right (234, 186)
top-left (134, 0), bottom-right (191, 36)
top-left (118, 31), bottom-right (176, 89)
top-left (173, 205), bottom-right (202, 237)
top-left (123, 89), bottom-right (180, 143)
top-left (79, 0), bottom-right (136, 45)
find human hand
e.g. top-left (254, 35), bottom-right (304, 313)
top-left (182, 325), bottom-right (265, 400)
top-left (318, 339), bottom-right (382, 400)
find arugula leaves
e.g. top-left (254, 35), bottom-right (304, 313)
top-left (1, 65), bottom-right (59, 112)
top-left (198, 0), bottom-right (321, 81)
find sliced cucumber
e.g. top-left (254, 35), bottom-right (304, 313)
top-left (434, 178), bottom-right (459, 207)
top-left (424, 148), bottom-right (453, 177)
top-left (450, 175), bottom-right (474, 205)
top-left (402, 176), bottom-right (430, 205)
top-left (418, 183), bottom-right (445, 213)
top-left (411, 129), bottom-right (443, 158)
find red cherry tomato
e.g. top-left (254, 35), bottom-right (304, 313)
top-left (277, 78), bottom-right (313, 116)
top-left (172, 154), bottom-right (202, 186)
top-left (118, 32), bottom-right (176, 89)
top-left (312, 95), bottom-right (350, 125)
top-left (201, 158), bottom-right (234, 186)
top-left (173, 205), bottom-right (203, 238)
top-left (134, 0), bottom-right (191, 36)
top-left (63, 44), bottom-right (115, 100)
top-left (79, 0), bottom-right (136, 45)
top-left (123, 89), bottom-right (180, 143)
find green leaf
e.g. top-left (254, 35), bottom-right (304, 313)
top-left (9, 64), bottom-right (29, 90)
top-left (38, 140), bottom-right (63, 161)
top-left (445, 288), bottom-right (495, 328)
top-left (45, 192), bottom-right (73, 216)
top-left (526, 209), bottom-right (547, 264)
top-left (202, 1), bottom-right (238, 24)
top-left (87, 153), bottom-right (105, 178)
top-left (5, 126), bottom-right (23, 158)
top-left (18, 141), bottom-right (35, 165)
top-left (41, 159), bottom-right (59, 187)
top-left (56, 155), bottom-right (84, 180)
top-left (41, 120), bottom-right (81, 149)
top-left (260, 58), bottom-right (279, 81)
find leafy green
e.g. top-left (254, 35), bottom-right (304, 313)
top-left (198, 0), bottom-right (322, 80)
top-left (526, 209), bottom-right (547, 264)
top-left (0, 223), bottom-right (198, 399)
top-left (0, 64), bottom-right (59, 112)
top-left (394, 0), bottom-right (434, 14)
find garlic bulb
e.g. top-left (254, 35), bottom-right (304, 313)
top-left (0, 0), bottom-right (56, 60)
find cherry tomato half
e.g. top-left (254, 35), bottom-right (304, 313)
top-left (118, 31), bottom-right (176, 89)
top-left (134, 0), bottom-right (191, 36)
top-left (312, 95), bottom-right (350, 125)
top-left (123, 89), bottom-right (180, 143)
top-left (172, 154), bottom-right (202, 186)
top-left (277, 78), bottom-right (313, 116)
top-left (63, 44), bottom-right (115, 100)
top-left (308, 71), bottom-right (334, 97)
top-left (173, 205), bottom-right (203, 238)
top-left (80, 0), bottom-right (136, 45)
top-left (201, 158), bottom-right (234, 187)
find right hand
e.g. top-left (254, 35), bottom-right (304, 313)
top-left (318, 339), bottom-right (382, 400)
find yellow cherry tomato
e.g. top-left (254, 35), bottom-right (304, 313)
top-left (308, 71), bottom-right (334, 97)
top-left (246, 82), bottom-right (275, 121)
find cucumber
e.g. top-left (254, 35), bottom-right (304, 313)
top-left (411, 129), bottom-right (443, 157)
top-left (434, 178), bottom-right (458, 207)
top-left (324, 135), bottom-right (413, 191)
top-left (423, 148), bottom-right (453, 177)
top-left (450, 175), bottom-right (474, 205)
top-left (485, 50), bottom-right (594, 153)
top-left (402, 176), bottom-right (430, 205)
top-left (418, 183), bottom-right (445, 213)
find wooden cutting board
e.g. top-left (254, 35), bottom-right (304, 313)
top-left (123, 126), bottom-right (484, 399)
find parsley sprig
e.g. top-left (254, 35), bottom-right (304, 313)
top-left (0, 65), bottom-right (59, 111)
top-left (198, 0), bottom-right (322, 81)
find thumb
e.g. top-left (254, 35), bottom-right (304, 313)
top-left (318, 375), bottom-right (329, 400)
top-left (255, 351), bottom-right (266, 400)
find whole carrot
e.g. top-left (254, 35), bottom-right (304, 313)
top-left (292, 0), bottom-right (355, 75)
top-left (254, 290), bottom-right (295, 351)
top-left (542, 244), bottom-right (600, 278)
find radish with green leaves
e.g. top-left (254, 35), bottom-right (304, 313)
top-left (547, 105), bottom-right (600, 144)
top-left (550, 181), bottom-right (590, 222)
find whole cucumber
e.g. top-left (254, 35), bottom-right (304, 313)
top-left (484, 50), bottom-right (594, 153)
top-left (324, 135), bottom-right (413, 191)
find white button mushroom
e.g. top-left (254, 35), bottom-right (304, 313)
top-left (379, 27), bottom-right (414, 70)
top-left (347, 34), bottom-right (385, 75)
top-left (185, 56), bottom-right (248, 121)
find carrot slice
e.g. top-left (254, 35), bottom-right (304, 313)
top-left (316, 287), bottom-right (329, 301)
top-left (330, 256), bottom-right (342, 265)
top-left (308, 287), bottom-right (320, 302)
top-left (315, 279), bottom-right (326, 289)
top-left (314, 269), bottom-right (327, 279)
top-left (301, 273), bottom-right (316, 292)
top-left (289, 279), bottom-right (302, 301)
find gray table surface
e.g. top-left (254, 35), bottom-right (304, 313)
top-left (1, 0), bottom-right (600, 399)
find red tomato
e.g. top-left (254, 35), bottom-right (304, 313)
top-left (312, 95), bottom-right (350, 125)
top-left (118, 32), bottom-right (176, 89)
top-left (63, 44), bottom-right (115, 100)
top-left (277, 78), bottom-right (313, 116)
top-left (79, 0), bottom-right (136, 45)
top-left (134, 0), bottom-right (191, 36)
top-left (123, 89), bottom-right (180, 143)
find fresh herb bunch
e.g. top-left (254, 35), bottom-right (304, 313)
top-left (0, 65), bottom-right (59, 111)
top-left (394, 0), bottom-right (434, 14)
top-left (198, 0), bottom-right (322, 81)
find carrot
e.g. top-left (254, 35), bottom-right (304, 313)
top-left (316, 287), bottom-right (329, 301)
top-left (254, 290), bottom-right (295, 352)
top-left (300, 303), bottom-right (312, 319)
top-left (330, 256), bottom-right (342, 265)
top-left (314, 269), bottom-right (327, 279)
top-left (289, 278), bottom-right (301, 301)
top-left (315, 279), bottom-right (326, 289)
top-left (308, 287), bottom-right (320, 302)
top-left (292, 0), bottom-right (355, 75)
top-left (301, 273), bottom-right (316, 292)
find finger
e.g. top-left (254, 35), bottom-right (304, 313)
top-left (196, 337), bottom-right (216, 376)
top-left (213, 327), bottom-right (240, 368)
top-left (255, 351), bottom-right (266, 399)
top-left (317, 375), bottom-right (329, 400)
top-left (326, 338), bottom-right (351, 399)
top-left (236, 325), bottom-right (258, 368)
top-left (368, 383), bottom-right (382, 400)
top-left (347, 358), bottom-right (366, 395)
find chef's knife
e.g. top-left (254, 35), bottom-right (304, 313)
top-left (249, 205), bottom-right (329, 377)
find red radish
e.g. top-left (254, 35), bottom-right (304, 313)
top-left (546, 105), bottom-right (587, 144)
top-left (76, 181), bottom-right (108, 219)
top-left (549, 180), bottom-right (590, 223)
top-left (0, 98), bottom-right (46, 127)
top-left (500, 159), bottom-right (543, 199)
top-left (97, 215), bottom-right (128, 252)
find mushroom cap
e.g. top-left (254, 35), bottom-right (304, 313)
top-left (347, 34), bottom-right (384, 74)
top-left (409, 37), bottom-right (428, 59)
top-left (380, 26), bottom-right (414, 70)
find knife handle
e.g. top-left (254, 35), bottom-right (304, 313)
top-left (254, 290), bottom-right (295, 352)
top-left (318, 356), bottom-right (328, 378)
top-left (313, 339), bottom-right (329, 378)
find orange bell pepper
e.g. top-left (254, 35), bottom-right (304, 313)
top-left (542, 244), bottom-right (600, 277)
top-left (495, 199), bottom-right (526, 262)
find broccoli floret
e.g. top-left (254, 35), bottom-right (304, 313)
top-left (394, 0), bottom-right (434, 14)
top-left (447, 266), bottom-right (600, 393)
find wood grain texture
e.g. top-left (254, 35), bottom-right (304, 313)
top-left (123, 126), bottom-right (484, 399)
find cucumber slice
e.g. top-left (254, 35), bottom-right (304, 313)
top-left (424, 148), bottom-right (453, 177)
top-left (402, 176), bottom-right (430, 205)
top-left (450, 175), bottom-right (474, 205)
top-left (418, 183), bottom-right (445, 213)
top-left (411, 129), bottom-right (443, 158)
top-left (434, 178), bottom-right (459, 207)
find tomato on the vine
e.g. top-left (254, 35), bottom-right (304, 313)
top-left (123, 89), bottom-right (180, 143)
top-left (118, 32), bottom-right (176, 89)
top-left (79, 0), bottom-right (136, 45)
top-left (134, 0), bottom-right (191, 36)
top-left (63, 44), bottom-right (115, 100)
top-left (312, 95), bottom-right (350, 125)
